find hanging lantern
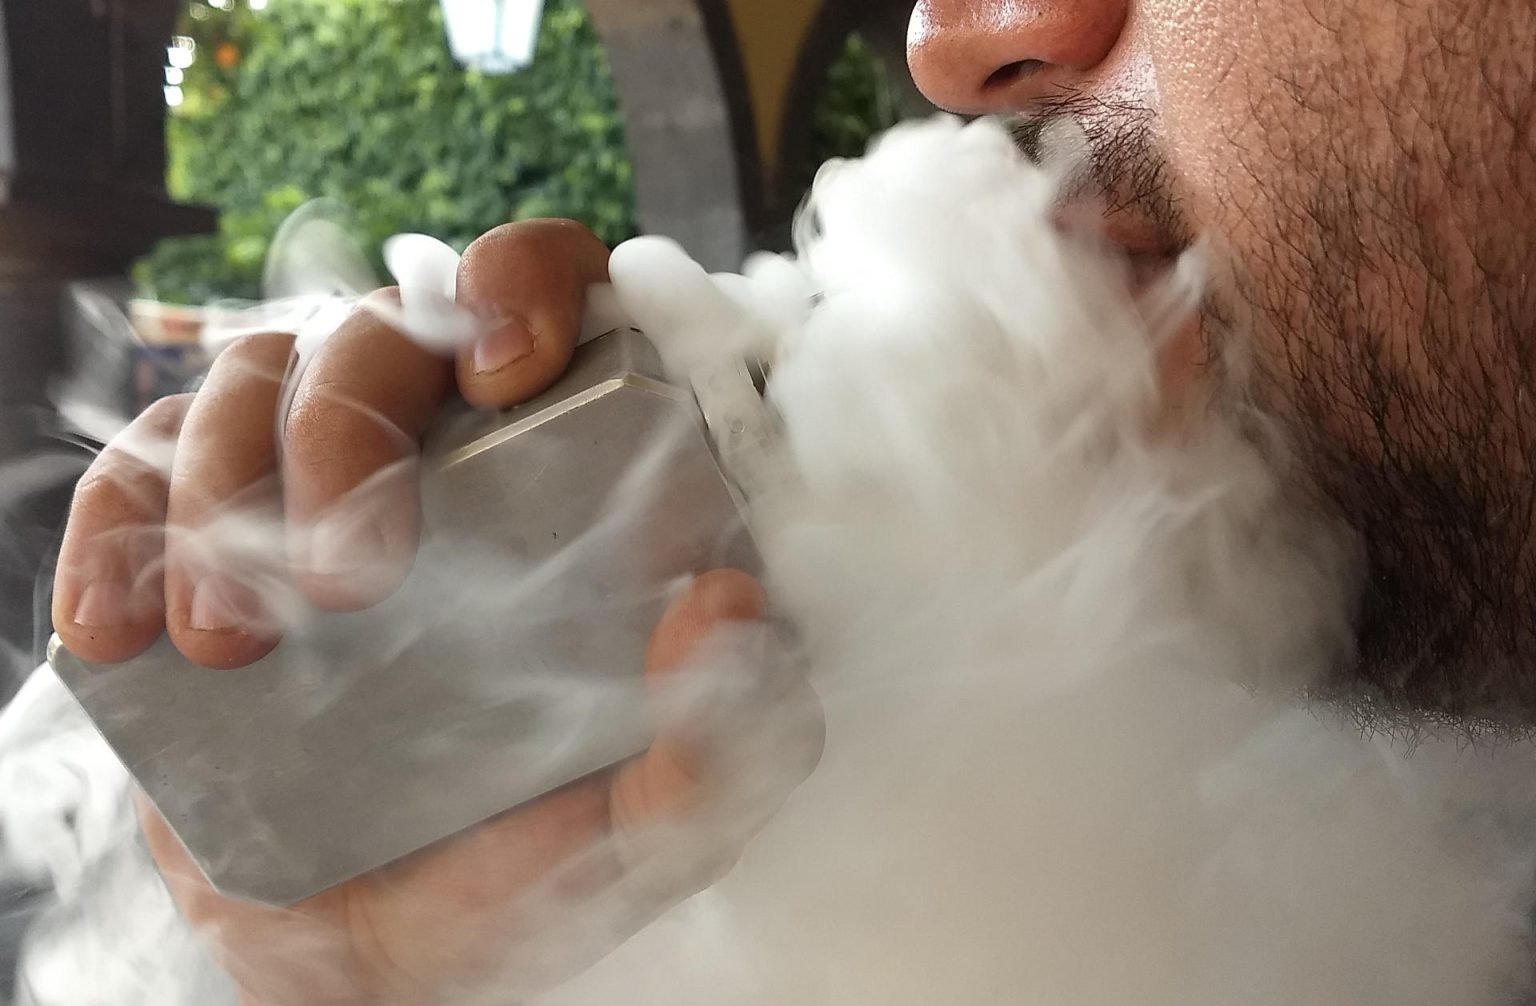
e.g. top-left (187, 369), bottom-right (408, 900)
top-left (438, 0), bottom-right (545, 74)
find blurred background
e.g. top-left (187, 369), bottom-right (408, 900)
top-left (0, 0), bottom-right (930, 701)
top-left (0, 0), bottom-right (928, 977)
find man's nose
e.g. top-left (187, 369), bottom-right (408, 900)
top-left (906, 0), bottom-right (1129, 113)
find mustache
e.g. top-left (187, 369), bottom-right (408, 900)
top-left (1005, 91), bottom-right (1194, 251)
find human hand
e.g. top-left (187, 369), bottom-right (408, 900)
top-left (50, 219), bottom-right (819, 1003)
top-left (139, 568), bottom-right (780, 1006)
top-left (53, 218), bottom-right (611, 669)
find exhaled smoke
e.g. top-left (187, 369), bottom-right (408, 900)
top-left (4, 115), bottom-right (1536, 1006)
top-left (539, 115), bottom-right (1536, 1006)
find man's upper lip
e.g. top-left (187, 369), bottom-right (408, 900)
top-left (1100, 217), bottom-right (1181, 259)
top-left (1052, 203), bottom-right (1184, 260)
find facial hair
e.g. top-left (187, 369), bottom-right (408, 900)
top-left (1009, 75), bottom-right (1536, 727)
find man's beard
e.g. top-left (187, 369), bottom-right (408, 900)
top-left (1226, 163), bottom-right (1536, 728)
top-left (1010, 95), bottom-right (1536, 727)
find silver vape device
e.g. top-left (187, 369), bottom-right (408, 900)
top-left (48, 328), bottom-right (774, 906)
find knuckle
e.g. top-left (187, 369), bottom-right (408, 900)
top-left (78, 419), bottom-right (184, 512)
top-left (284, 386), bottom-right (406, 471)
top-left (461, 223), bottom-right (516, 258)
top-left (520, 216), bottom-right (597, 242)
top-left (462, 218), bottom-right (597, 268)
top-left (72, 461), bottom-right (161, 527)
top-left (204, 331), bottom-right (297, 386)
top-left (355, 286), bottom-right (403, 316)
top-left (216, 330), bottom-right (295, 365)
top-left (64, 395), bottom-right (191, 532)
top-left (81, 397), bottom-right (191, 491)
top-left (344, 289), bottom-right (413, 343)
top-left (136, 392), bottom-right (195, 435)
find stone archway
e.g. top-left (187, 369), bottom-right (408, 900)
top-left (588, 0), bottom-right (910, 265)
top-left (584, 0), bottom-right (930, 264)
top-left (582, 0), bottom-right (762, 271)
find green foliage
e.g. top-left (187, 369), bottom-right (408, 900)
top-left (796, 32), bottom-right (904, 196)
top-left (137, 0), bottom-right (637, 304)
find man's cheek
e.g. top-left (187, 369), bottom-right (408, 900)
top-left (1135, 0), bottom-right (1326, 263)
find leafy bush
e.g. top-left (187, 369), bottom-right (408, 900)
top-left (802, 32), bottom-right (904, 186)
top-left (136, 0), bottom-right (636, 304)
top-left (136, 1), bottom-right (904, 305)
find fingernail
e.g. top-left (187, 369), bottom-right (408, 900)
top-left (189, 575), bottom-right (259, 633)
top-left (472, 321), bottom-right (536, 374)
top-left (309, 514), bottom-right (387, 577)
top-left (73, 581), bottom-right (127, 629)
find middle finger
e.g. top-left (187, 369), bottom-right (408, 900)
top-left (282, 292), bottom-right (453, 611)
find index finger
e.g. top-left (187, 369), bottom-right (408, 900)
top-left (454, 219), bottom-right (611, 409)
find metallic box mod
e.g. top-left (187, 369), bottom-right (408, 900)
top-left (48, 328), bottom-right (765, 906)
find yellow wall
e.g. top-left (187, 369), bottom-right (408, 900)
top-left (723, 0), bottom-right (823, 180)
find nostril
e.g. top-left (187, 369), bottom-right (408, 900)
top-left (984, 59), bottom-right (1048, 90)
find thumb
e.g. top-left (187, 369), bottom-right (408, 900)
top-left (609, 569), bottom-right (768, 831)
